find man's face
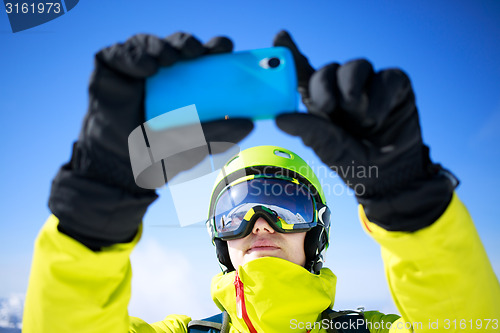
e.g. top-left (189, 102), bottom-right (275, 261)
top-left (227, 217), bottom-right (307, 269)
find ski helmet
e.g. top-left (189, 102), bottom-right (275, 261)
top-left (206, 145), bottom-right (331, 274)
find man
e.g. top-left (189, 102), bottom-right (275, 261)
top-left (23, 31), bottom-right (500, 332)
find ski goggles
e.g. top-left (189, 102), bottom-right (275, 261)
top-left (208, 175), bottom-right (322, 240)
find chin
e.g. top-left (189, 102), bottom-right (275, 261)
top-left (246, 253), bottom-right (284, 263)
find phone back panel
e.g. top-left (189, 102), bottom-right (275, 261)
top-left (145, 47), bottom-right (298, 128)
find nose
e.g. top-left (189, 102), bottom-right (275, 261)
top-left (252, 217), bottom-right (275, 234)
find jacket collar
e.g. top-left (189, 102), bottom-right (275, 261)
top-left (211, 257), bottom-right (337, 332)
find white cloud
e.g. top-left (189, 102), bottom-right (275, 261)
top-left (129, 239), bottom-right (219, 323)
top-left (0, 294), bottom-right (24, 330)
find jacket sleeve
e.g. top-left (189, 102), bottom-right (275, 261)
top-left (22, 215), bottom-right (190, 333)
top-left (360, 193), bottom-right (500, 332)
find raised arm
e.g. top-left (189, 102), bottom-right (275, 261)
top-left (275, 30), bottom-right (500, 332)
top-left (23, 32), bottom-right (253, 333)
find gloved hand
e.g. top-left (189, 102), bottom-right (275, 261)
top-left (274, 31), bottom-right (457, 231)
top-left (49, 33), bottom-right (254, 250)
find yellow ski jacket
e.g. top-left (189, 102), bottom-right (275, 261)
top-left (23, 194), bottom-right (500, 332)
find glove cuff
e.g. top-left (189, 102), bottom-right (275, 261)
top-left (48, 143), bottom-right (158, 250)
top-left (358, 168), bottom-right (458, 232)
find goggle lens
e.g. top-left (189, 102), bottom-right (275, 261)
top-left (211, 177), bottom-right (316, 239)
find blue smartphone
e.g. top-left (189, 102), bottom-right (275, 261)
top-left (145, 46), bottom-right (298, 130)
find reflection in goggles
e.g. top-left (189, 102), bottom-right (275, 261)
top-left (213, 177), bottom-right (316, 237)
top-left (217, 203), bottom-right (309, 233)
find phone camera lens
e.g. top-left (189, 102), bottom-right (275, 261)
top-left (268, 57), bottom-right (281, 68)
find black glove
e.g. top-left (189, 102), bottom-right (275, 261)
top-left (49, 33), bottom-right (254, 250)
top-left (274, 31), bottom-right (457, 231)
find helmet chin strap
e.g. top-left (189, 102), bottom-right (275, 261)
top-left (304, 225), bottom-right (325, 274)
top-left (214, 238), bottom-right (234, 273)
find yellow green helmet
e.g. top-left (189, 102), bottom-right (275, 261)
top-left (207, 145), bottom-right (331, 274)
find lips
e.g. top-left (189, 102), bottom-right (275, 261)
top-left (247, 239), bottom-right (280, 253)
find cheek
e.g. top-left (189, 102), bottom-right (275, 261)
top-left (227, 239), bottom-right (245, 269)
top-left (286, 232), bottom-right (307, 267)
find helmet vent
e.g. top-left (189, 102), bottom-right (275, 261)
top-left (274, 149), bottom-right (292, 159)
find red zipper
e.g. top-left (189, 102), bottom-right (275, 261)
top-left (234, 271), bottom-right (312, 333)
top-left (234, 271), bottom-right (258, 333)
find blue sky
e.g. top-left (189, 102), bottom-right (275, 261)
top-left (1, 0), bottom-right (499, 322)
